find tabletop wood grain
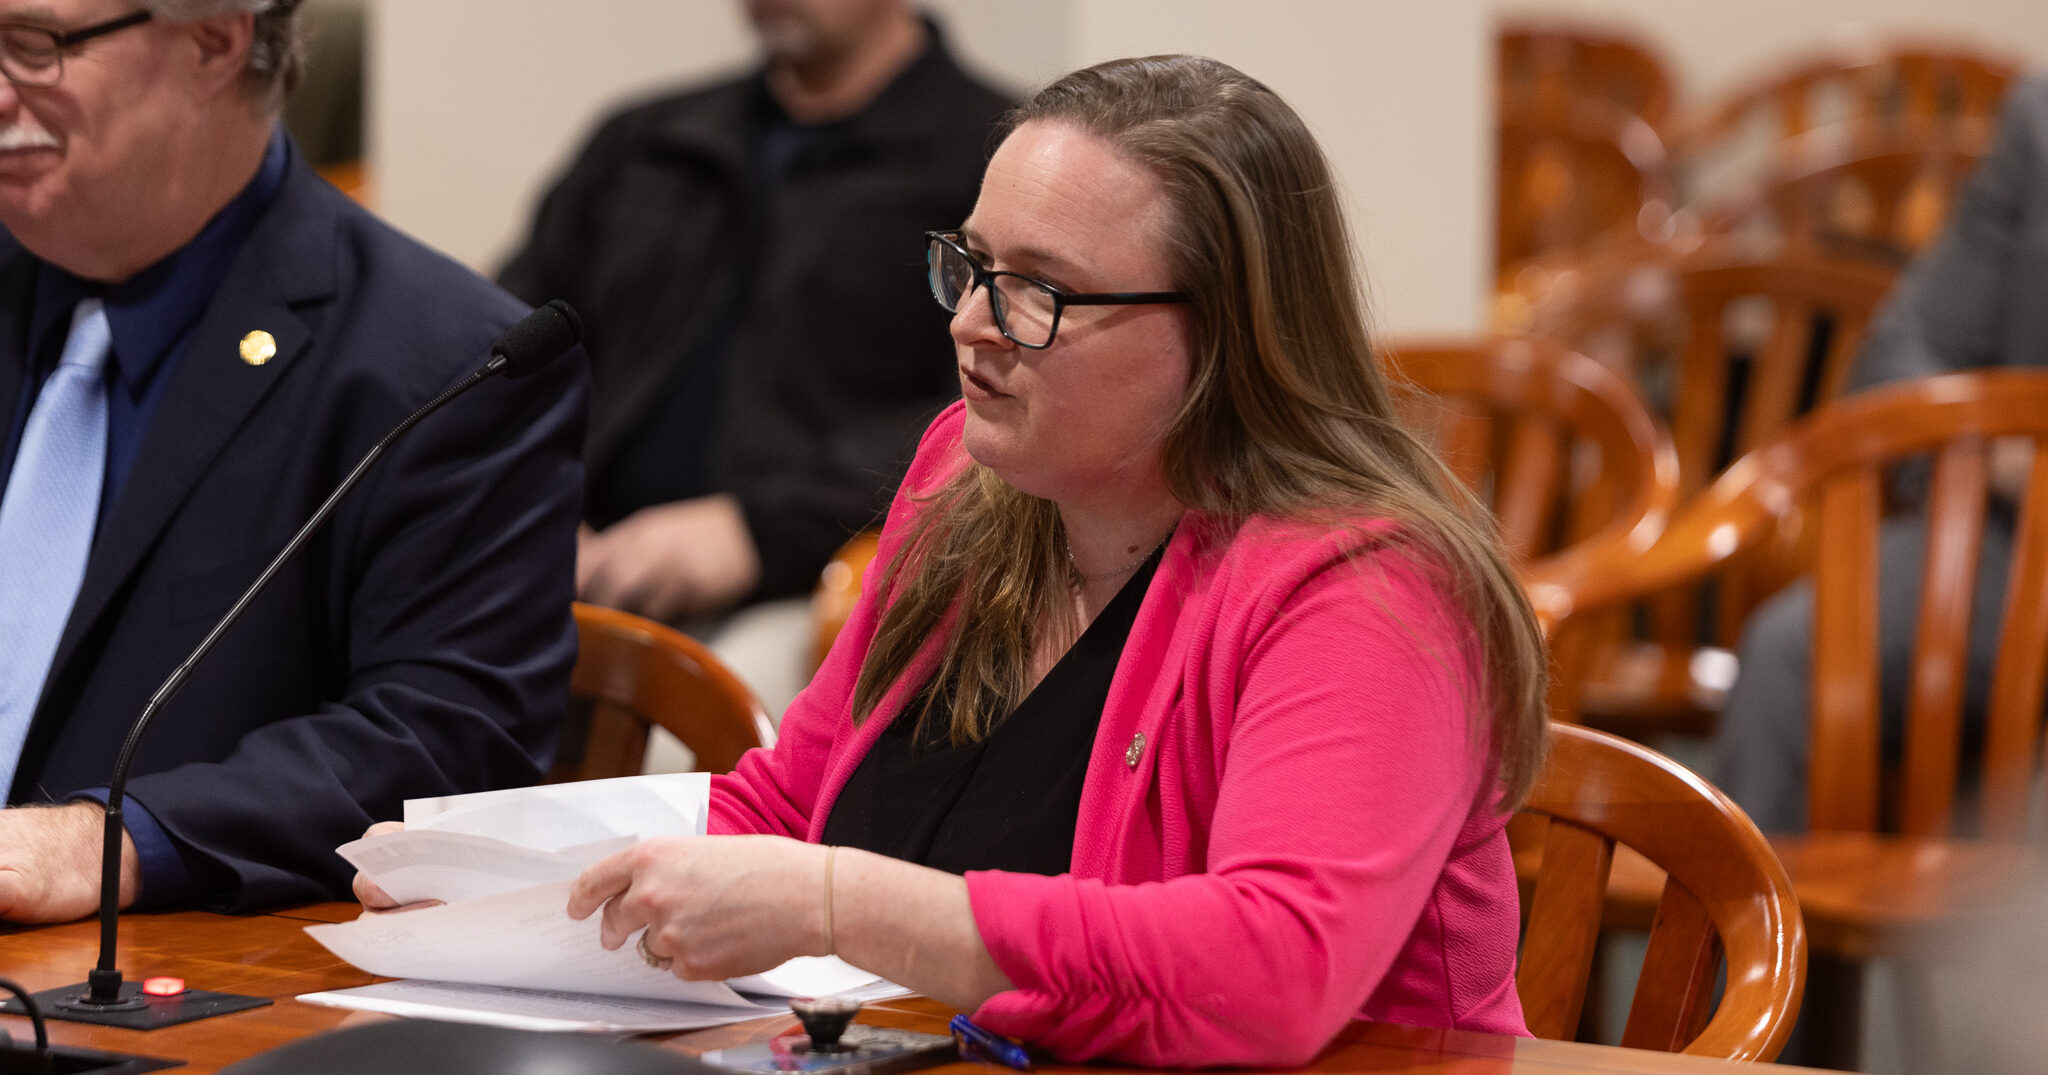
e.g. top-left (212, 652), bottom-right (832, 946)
top-left (0, 904), bottom-right (1835, 1074)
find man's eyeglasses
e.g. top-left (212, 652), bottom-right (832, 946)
top-left (0, 10), bottom-right (152, 88)
top-left (925, 230), bottom-right (1189, 350)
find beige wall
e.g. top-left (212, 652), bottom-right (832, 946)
top-left (366, 0), bottom-right (1490, 335)
top-left (366, 1), bottom-right (2044, 335)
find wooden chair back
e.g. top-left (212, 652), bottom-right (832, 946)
top-left (808, 531), bottom-right (881, 677)
top-left (1517, 722), bottom-right (1805, 1060)
top-left (1695, 125), bottom-right (1991, 266)
top-left (559, 603), bottom-right (773, 781)
top-left (1522, 247), bottom-right (1894, 731)
top-left (1529, 371), bottom-right (2048, 838)
top-left (1677, 41), bottom-right (2017, 208)
top-left (1498, 98), bottom-right (1678, 279)
top-left (1498, 20), bottom-right (1675, 132)
top-left (1666, 249), bottom-right (1898, 504)
top-left (1384, 337), bottom-right (1677, 569)
top-left (1761, 134), bottom-right (1986, 262)
top-left (1683, 44), bottom-right (2016, 150)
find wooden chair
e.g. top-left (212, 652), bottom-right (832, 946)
top-left (1528, 370), bottom-right (2048, 1067)
top-left (1531, 245), bottom-right (1898, 730)
top-left (1699, 125), bottom-right (1991, 265)
top-left (1383, 337), bottom-right (1677, 566)
top-left (807, 531), bottom-right (881, 677)
top-left (1498, 20), bottom-right (1675, 133)
top-left (1498, 97), bottom-right (1679, 283)
top-left (555, 602), bottom-right (774, 782)
top-left (1516, 722), bottom-right (1805, 1060)
top-left (1676, 40), bottom-right (2017, 210)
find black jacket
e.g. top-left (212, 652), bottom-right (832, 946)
top-left (500, 27), bottom-right (1012, 599)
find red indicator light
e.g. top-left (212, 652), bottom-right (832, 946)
top-left (142, 977), bottom-right (187, 997)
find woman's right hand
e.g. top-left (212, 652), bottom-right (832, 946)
top-left (349, 821), bottom-right (442, 913)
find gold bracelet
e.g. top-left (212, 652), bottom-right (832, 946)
top-left (822, 845), bottom-right (838, 955)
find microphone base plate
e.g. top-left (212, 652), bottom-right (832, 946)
top-left (5, 982), bottom-right (271, 1030)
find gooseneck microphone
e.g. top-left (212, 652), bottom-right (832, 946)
top-left (39, 299), bottom-right (581, 1029)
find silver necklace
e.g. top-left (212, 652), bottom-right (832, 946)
top-left (1064, 533), bottom-right (1169, 583)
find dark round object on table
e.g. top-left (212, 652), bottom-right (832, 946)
top-left (788, 996), bottom-right (863, 1052)
top-left (219, 1019), bottom-right (714, 1075)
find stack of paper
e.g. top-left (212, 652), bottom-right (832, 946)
top-left (300, 774), bottom-right (902, 1033)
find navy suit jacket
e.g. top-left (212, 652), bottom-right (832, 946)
top-left (0, 148), bottom-right (587, 911)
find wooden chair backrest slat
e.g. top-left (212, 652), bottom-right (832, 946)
top-left (1516, 723), bottom-right (1805, 1060)
top-left (1620, 882), bottom-right (1721, 1052)
top-left (1809, 470), bottom-right (1886, 832)
top-left (1518, 819), bottom-right (1614, 1040)
top-left (1900, 439), bottom-right (1992, 834)
top-left (1984, 454), bottom-right (2048, 834)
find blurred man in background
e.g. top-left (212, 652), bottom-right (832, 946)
top-left (501, 0), bottom-right (1011, 719)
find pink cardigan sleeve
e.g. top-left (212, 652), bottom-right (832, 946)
top-left (963, 550), bottom-right (1498, 1066)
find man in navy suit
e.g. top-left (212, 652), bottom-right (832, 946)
top-left (0, 0), bottom-right (585, 921)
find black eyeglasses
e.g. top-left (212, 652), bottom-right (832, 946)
top-left (925, 230), bottom-right (1189, 350)
top-left (0, 10), bottom-right (152, 88)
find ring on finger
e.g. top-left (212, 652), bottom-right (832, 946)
top-left (637, 930), bottom-right (673, 972)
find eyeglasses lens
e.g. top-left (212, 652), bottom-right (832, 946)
top-left (928, 238), bottom-right (971, 311)
top-left (0, 27), bottom-right (61, 86)
top-left (926, 236), bottom-right (1059, 348)
top-left (990, 277), bottom-right (1056, 347)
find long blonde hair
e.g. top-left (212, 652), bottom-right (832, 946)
top-left (854, 55), bottom-right (1547, 808)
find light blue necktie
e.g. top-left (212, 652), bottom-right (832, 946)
top-left (0, 298), bottom-right (111, 795)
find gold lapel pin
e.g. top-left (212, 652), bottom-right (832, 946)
top-left (240, 330), bottom-right (277, 367)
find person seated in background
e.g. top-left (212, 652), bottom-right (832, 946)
top-left (499, 0), bottom-right (1011, 716)
top-left (0, 0), bottom-right (584, 921)
top-left (364, 55), bottom-right (1549, 1066)
top-left (1715, 74), bottom-right (2048, 833)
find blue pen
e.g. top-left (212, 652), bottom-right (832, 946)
top-left (949, 1014), bottom-right (1031, 1070)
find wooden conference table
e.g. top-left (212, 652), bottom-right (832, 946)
top-left (2, 904), bottom-right (1830, 1075)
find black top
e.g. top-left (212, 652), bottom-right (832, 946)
top-left (823, 551), bottom-right (1162, 875)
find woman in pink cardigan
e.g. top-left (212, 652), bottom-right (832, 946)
top-left (375, 55), bottom-right (1548, 1066)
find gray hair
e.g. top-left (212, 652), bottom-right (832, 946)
top-left (143, 0), bottom-right (304, 109)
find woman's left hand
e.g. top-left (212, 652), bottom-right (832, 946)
top-left (566, 835), bottom-right (830, 980)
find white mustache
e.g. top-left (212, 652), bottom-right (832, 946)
top-left (0, 124), bottom-right (58, 151)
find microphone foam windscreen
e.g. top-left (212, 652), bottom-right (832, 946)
top-left (491, 299), bottom-right (583, 378)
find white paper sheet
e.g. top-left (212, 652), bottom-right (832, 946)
top-left (307, 880), bottom-right (763, 1006)
top-left (296, 979), bottom-right (787, 1034)
top-left (312, 774), bottom-right (891, 1031)
top-left (728, 956), bottom-right (895, 999)
top-left (403, 772), bottom-right (710, 848)
top-left (337, 830), bottom-right (635, 905)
